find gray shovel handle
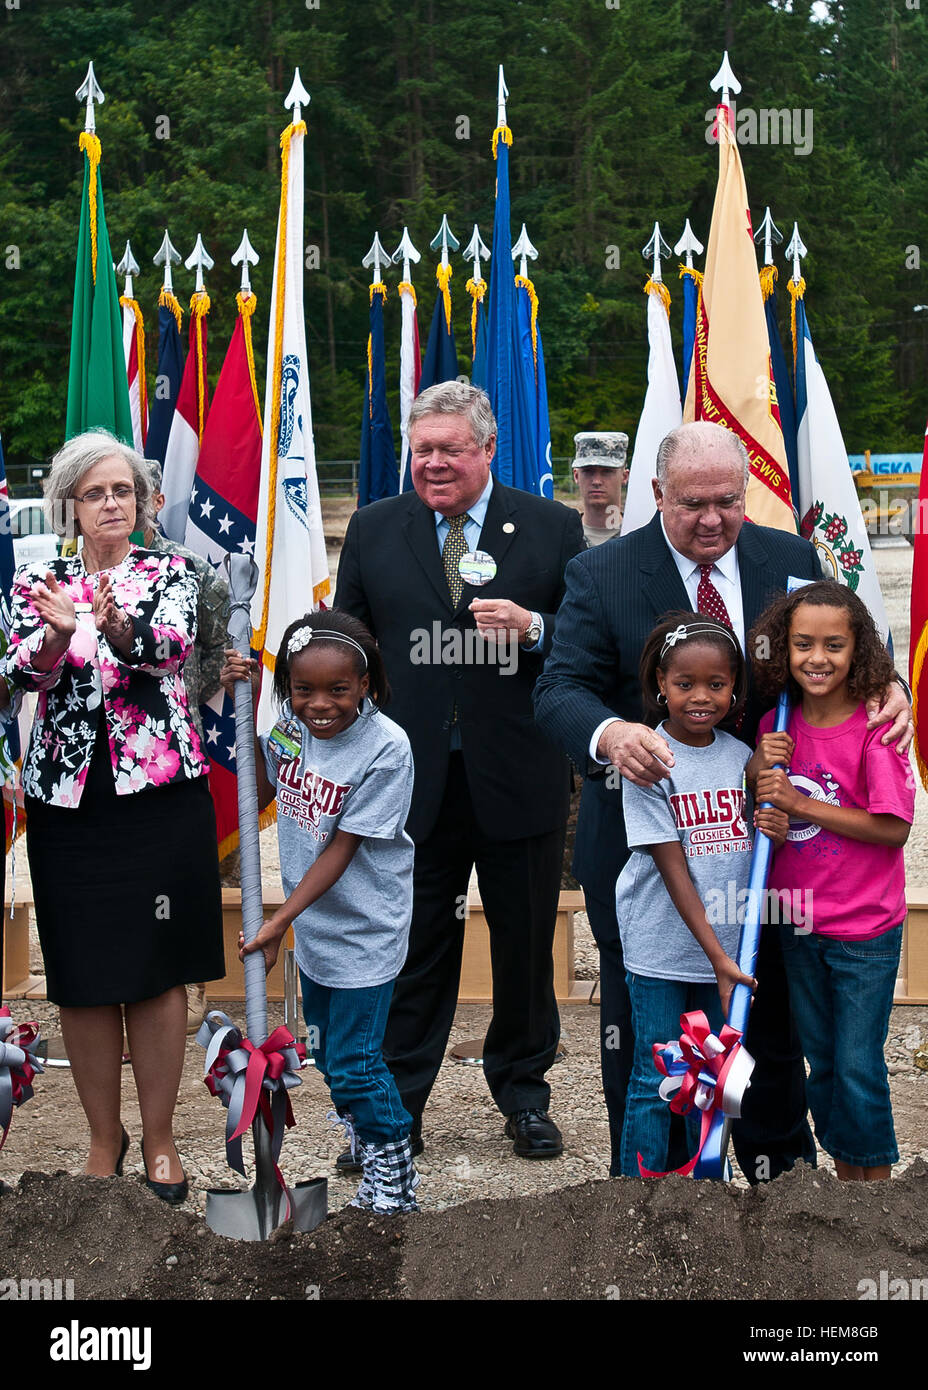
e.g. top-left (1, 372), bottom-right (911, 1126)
top-left (225, 553), bottom-right (267, 1046)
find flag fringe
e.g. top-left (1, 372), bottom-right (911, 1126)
top-left (236, 291), bottom-right (264, 431)
top-left (436, 263), bottom-right (453, 334)
top-left (159, 289), bottom-right (183, 332)
top-left (644, 276), bottom-right (672, 316)
top-left (788, 276), bottom-right (806, 371)
top-left (759, 264), bottom-right (779, 301)
top-left (78, 132), bottom-right (102, 285)
top-left (120, 295), bottom-right (149, 435)
top-left (465, 276), bottom-right (487, 354)
top-left (514, 273), bottom-right (539, 370)
top-left (398, 280), bottom-right (417, 308)
top-left (492, 124), bottom-right (513, 158)
top-left (912, 621), bottom-right (928, 790)
top-left (366, 332), bottom-right (374, 419)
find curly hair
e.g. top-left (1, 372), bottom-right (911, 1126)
top-left (748, 580), bottom-right (893, 705)
top-left (638, 610), bottom-right (748, 729)
top-left (273, 609), bottom-right (390, 710)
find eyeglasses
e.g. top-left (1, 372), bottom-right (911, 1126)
top-left (73, 485), bottom-right (136, 506)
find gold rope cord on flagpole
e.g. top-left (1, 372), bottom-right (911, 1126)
top-left (436, 263), bottom-right (453, 333)
top-left (119, 296), bottom-right (148, 426)
top-left (759, 263), bottom-right (778, 302)
top-left (912, 622), bottom-right (928, 790)
top-left (398, 280), bottom-right (417, 308)
top-left (255, 118), bottom-right (306, 653)
top-left (236, 291), bottom-right (264, 431)
top-left (465, 277), bottom-right (487, 355)
top-left (189, 290), bottom-right (210, 445)
top-left (644, 275), bottom-right (672, 316)
top-left (514, 274), bottom-right (539, 369)
top-left (492, 124), bottom-right (513, 159)
top-left (78, 132), bottom-right (102, 285)
top-left (788, 276), bottom-right (806, 371)
top-left (158, 288), bottom-right (183, 332)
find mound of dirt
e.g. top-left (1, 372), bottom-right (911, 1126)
top-left (2, 1160), bottom-right (926, 1303)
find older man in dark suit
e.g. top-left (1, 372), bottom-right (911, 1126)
top-left (534, 420), bottom-right (913, 1180)
top-left (335, 382), bottom-right (585, 1159)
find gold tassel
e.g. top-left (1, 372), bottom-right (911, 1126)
top-left (644, 276), bottom-right (671, 315)
top-left (912, 621), bottom-right (928, 790)
top-left (189, 290), bottom-right (210, 445)
top-left (78, 131), bottom-right (102, 284)
top-left (759, 263), bottom-right (778, 302)
top-left (788, 276), bottom-right (806, 371)
top-left (492, 124), bottom-right (513, 159)
top-left (465, 276), bottom-right (487, 354)
top-left (398, 280), bottom-right (417, 307)
top-left (514, 274), bottom-right (539, 369)
top-left (158, 289), bottom-right (183, 332)
top-left (119, 295), bottom-right (148, 427)
top-left (678, 265), bottom-right (703, 290)
top-left (436, 263), bottom-right (453, 333)
top-left (367, 332), bottom-right (374, 418)
top-left (369, 281), bottom-right (387, 304)
top-left (236, 291), bottom-right (263, 430)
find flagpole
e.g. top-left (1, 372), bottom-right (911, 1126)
top-left (462, 223), bottom-right (491, 366)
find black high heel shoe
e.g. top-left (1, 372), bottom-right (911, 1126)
top-left (140, 1138), bottom-right (189, 1205)
top-left (114, 1126), bottom-right (130, 1177)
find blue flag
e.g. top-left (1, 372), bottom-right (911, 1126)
top-left (471, 296), bottom-right (488, 390)
top-left (146, 297), bottom-right (186, 467)
top-left (764, 283), bottom-right (800, 511)
top-left (681, 268), bottom-right (699, 402)
top-left (359, 286), bottom-right (399, 506)
top-left (486, 137), bottom-right (537, 493)
top-left (515, 280), bottom-right (553, 497)
top-left (402, 281), bottom-right (459, 492)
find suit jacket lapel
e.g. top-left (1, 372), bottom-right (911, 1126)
top-left (402, 496), bottom-right (456, 612)
top-left (737, 522), bottom-right (772, 628)
top-left (640, 514), bottom-right (692, 621)
top-left (458, 481), bottom-right (518, 613)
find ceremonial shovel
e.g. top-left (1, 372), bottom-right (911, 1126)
top-left (203, 554), bottom-right (327, 1239)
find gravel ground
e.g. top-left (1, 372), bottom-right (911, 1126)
top-left (2, 541), bottom-right (926, 1210)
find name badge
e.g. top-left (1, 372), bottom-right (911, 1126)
top-left (458, 550), bottom-right (497, 587)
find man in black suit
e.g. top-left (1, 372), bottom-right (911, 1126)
top-left (534, 420), bottom-right (912, 1180)
top-left (335, 382), bottom-right (585, 1158)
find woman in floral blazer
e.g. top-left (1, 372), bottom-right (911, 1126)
top-left (6, 430), bottom-right (224, 1204)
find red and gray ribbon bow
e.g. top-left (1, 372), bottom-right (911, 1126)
top-left (638, 1009), bottom-right (754, 1178)
top-left (197, 1010), bottom-right (305, 1183)
top-left (0, 1006), bottom-right (43, 1152)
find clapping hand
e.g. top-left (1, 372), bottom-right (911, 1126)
top-left (92, 572), bottom-right (130, 642)
top-left (30, 572), bottom-right (76, 639)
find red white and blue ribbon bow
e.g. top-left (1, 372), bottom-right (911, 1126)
top-left (638, 1009), bottom-right (754, 1178)
top-left (197, 1010), bottom-right (305, 1193)
top-left (0, 1006), bottom-right (44, 1152)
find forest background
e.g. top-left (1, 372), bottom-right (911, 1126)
top-left (1, 0), bottom-right (927, 480)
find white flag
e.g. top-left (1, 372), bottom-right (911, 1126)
top-left (397, 283), bottom-right (421, 490)
top-left (251, 116), bottom-right (330, 731)
top-left (794, 294), bottom-right (889, 644)
top-left (121, 300), bottom-right (147, 454)
top-left (621, 283), bottom-right (682, 535)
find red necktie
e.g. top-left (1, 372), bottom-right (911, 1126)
top-left (696, 564), bottom-right (734, 631)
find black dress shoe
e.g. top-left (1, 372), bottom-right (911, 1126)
top-left (140, 1139), bottom-right (189, 1206)
top-left (504, 1109), bottom-right (563, 1160)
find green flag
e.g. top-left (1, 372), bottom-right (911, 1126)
top-left (65, 132), bottom-right (133, 442)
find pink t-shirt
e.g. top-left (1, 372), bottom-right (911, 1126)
top-left (757, 703), bottom-right (914, 940)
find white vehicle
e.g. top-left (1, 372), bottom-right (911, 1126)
top-left (8, 498), bottom-right (60, 568)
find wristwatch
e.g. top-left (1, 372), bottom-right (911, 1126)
top-left (521, 611), bottom-right (542, 647)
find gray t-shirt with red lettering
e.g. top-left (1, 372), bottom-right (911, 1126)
top-left (259, 699), bottom-right (414, 989)
top-left (615, 725), bottom-right (754, 983)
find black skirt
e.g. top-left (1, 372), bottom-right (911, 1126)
top-left (25, 722), bottom-right (225, 1007)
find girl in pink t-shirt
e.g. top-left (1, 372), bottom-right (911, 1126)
top-left (747, 580), bottom-right (915, 1181)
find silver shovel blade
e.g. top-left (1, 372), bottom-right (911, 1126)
top-left (205, 1177), bottom-right (327, 1241)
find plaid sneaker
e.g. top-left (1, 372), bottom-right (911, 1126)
top-left (350, 1136), bottom-right (421, 1215)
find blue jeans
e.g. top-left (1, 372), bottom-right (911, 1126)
top-left (779, 925), bottom-right (902, 1167)
top-left (300, 971), bottom-right (412, 1146)
top-left (620, 973), bottom-right (725, 1177)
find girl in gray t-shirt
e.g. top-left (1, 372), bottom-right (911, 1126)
top-left (615, 613), bottom-right (787, 1178)
top-left (221, 610), bottom-right (419, 1215)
